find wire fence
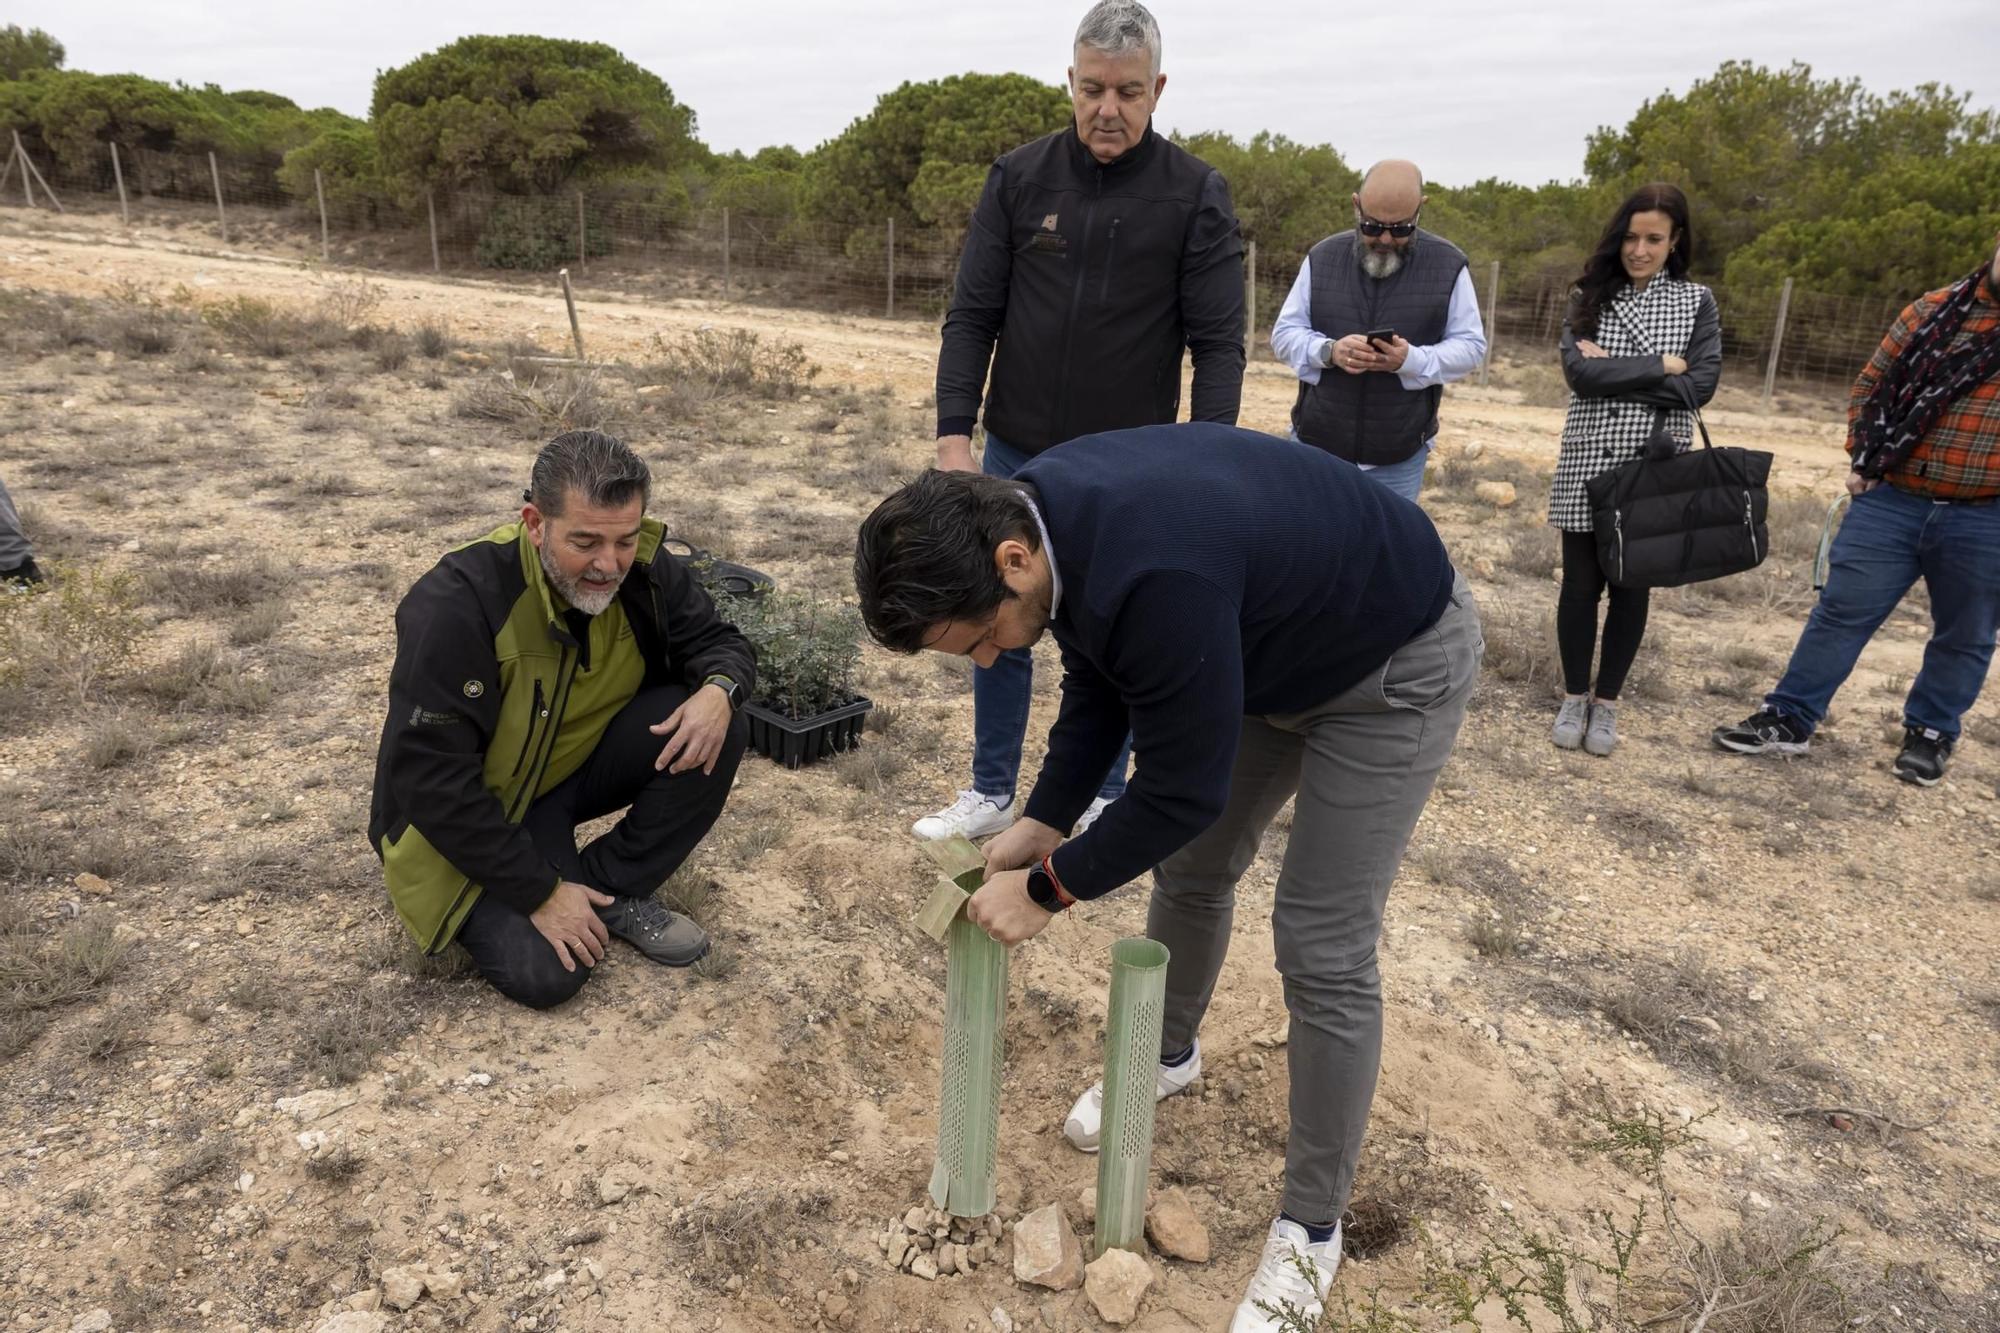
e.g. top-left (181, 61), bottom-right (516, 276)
top-left (2, 137), bottom-right (1908, 400)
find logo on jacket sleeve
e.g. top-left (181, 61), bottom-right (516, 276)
top-left (462, 679), bottom-right (485, 699)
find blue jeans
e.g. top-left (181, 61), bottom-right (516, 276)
top-left (1288, 434), bottom-right (1431, 503)
top-left (1767, 484), bottom-right (2000, 740)
top-left (971, 433), bottom-right (1131, 802)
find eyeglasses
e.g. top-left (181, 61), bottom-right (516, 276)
top-left (1357, 214), bottom-right (1419, 239)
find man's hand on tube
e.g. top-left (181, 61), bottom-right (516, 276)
top-left (967, 869), bottom-right (1054, 946)
top-left (983, 816), bottom-right (1063, 875)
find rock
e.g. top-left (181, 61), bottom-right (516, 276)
top-left (70, 1313), bottom-right (114, 1333)
top-left (936, 1242), bottom-right (958, 1276)
top-left (885, 1237), bottom-right (910, 1269)
top-left (380, 1266), bottom-right (426, 1310)
top-left (1084, 1248), bottom-right (1153, 1324)
top-left (1144, 1188), bottom-right (1211, 1262)
top-left (425, 1268), bottom-right (463, 1301)
top-left (1474, 480), bottom-right (1518, 508)
top-left (909, 1252), bottom-right (938, 1281)
top-left (1011, 1203), bottom-right (1084, 1290)
top-left (313, 1315), bottom-right (389, 1333)
top-left (463, 1072), bottom-right (493, 1088)
top-left (990, 1307), bottom-right (1016, 1333)
top-left (597, 1162), bottom-right (644, 1206)
top-left (275, 1090), bottom-right (358, 1123)
top-left (1075, 1186), bottom-right (1096, 1222)
top-left (1460, 441), bottom-right (1486, 461)
top-left (903, 1205), bottom-right (929, 1232)
top-left (73, 873), bottom-right (113, 896)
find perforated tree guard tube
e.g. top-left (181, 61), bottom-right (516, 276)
top-left (1092, 937), bottom-right (1170, 1257)
top-left (927, 860), bottom-right (1007, 1217)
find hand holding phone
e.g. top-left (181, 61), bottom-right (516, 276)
top-left (1365, 327), bottom-right (1398, 352)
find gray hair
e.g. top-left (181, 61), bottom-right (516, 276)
top-left (527, 429), bottom-right (650, 518)
top-left (1074, 1), bottom-right (1161, 78)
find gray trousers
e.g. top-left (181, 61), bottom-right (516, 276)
top-left (1147, 574), bottom-right (1482, 1226)
top-left (0, 475), bottom-right (32, 570)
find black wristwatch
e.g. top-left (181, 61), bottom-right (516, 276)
top-left (1025, 861), bottom-right (1067, 913)
top-left (703, 674), bottom-right (746, 712)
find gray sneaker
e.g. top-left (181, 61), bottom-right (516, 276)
top-left (1584, 700), bottom-right (1619, 757)
top-left (597, 894), bottom-right (710, 967)
top-left (1551, 695), bottom-right (1589, 750)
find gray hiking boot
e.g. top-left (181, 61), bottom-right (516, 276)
top-left (1551, 694), bottom-right (1590, 750)
top-left (1584, 700), bottom-right (1619, 756)
top-left (597, 894), bottom-right (710, 967)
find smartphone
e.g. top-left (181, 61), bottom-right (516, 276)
top-left (1365, 327), bottom-right (1398, 350)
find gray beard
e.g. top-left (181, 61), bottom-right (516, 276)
top-left (1359, 246), bottom-right (1405, 279)
top-left (539, 545), bottom-right (622, 616)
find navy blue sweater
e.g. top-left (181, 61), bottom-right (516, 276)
top-left (1017, 423), bottom-right (1454, 899)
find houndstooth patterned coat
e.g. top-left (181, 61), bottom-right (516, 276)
top-left (1548, 277), bottom-right (1710, 531)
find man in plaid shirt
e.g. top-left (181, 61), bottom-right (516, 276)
top-left (1715, 232), bottom-right (2000, 785)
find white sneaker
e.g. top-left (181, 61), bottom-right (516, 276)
top-left (911, 789), bottom-right (1014, 842)
top-left (1061, 1040), bottom-right (1201, 1152)
top-left (1074, 794), bottom-right (1113, 834)
top-left (1227, 1217), bottom-right (1343, 1333)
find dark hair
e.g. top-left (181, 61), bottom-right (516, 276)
top-left (853, 469), bottom-right (1040, 653)
top-left (526, 430), bottom-right (650, 518)
top-left (1572, 183), bottom-right (1694, 337)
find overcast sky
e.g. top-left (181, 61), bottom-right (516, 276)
top-left (15, 1), bottom-right (2000, 186)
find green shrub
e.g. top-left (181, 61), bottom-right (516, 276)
top-left (720, 590), bottom-right (861, 720)
top-left (475, 197), bottom-right (611, 271)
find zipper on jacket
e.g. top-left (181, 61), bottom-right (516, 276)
top-left (504, 646), bottom-right (571, 825)
top-left (1613, 510), bottom-right (1626, 582)
top-left (1099, 216), bottom-right (1121, 303)
top-left (507, 680), bottom-right (545, 778)
top-left (1050, 167), bottom-right (1103, 445)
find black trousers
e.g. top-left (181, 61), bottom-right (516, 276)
top-left (1557, 529), bottom-right (1651, 700)
top-left (455, 684), bottom-right (746, 1009)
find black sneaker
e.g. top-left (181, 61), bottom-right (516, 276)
top-left (1892, 726), bottom-right (1954, 787)
top-left (1712, 709), bottom-right (1811, 756)
top-left (596, 894), bottom-right (710, 966)
top-left (1, 558), bottom-right (44, 590)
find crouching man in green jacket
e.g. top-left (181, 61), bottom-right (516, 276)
top-left (370, 430), bottom-right (755, 1008)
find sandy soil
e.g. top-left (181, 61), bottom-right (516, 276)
top-left (0, 206), bottom-right (1994, 1333)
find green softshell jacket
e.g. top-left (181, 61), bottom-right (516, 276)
top-left (368, 518), bottom-right (756, 952)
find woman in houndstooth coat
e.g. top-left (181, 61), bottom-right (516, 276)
top-left (1547, 183), bottom-right (1721, 757)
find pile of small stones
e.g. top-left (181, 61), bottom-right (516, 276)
top-left (876, 1204), bottom-right (1011, 1280)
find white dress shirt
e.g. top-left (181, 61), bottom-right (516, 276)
top-left (1270, 259), bottom-right (1488, 405)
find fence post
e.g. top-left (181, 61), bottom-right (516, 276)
top-left (558, 268), bottom-right (586, 361)
top-left (208, 150), bottom-right (227, 241)
top-left (1246, 240), bottom-right (1258, 356)
top-left (1761, 277), bottom-right (1794, 411)
top-left (110, 142), bottom-right (129, 226)
top-left (1479, 259), bottom-right (1500, 386)
top-left (886, 217), bottom-right (896, 318)
top-left (722, 207), bottom-right (731, 302)
top-left (425, 189), bottom-right (441, 273)
top-left (313, 168), bottom-right (330, 263)
top-left (576, 190), bottom-right (587, 270)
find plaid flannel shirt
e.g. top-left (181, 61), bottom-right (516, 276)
top-left (1847, 275), bottom-right (2000, 500)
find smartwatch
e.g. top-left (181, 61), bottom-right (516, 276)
top-left (1025, 859), bottom-right (1069, 913)
top-left (703, 674), bottom-right (746, 712)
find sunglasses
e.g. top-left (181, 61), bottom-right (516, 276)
top-left (1357, 215), bottom-right (1419, 239)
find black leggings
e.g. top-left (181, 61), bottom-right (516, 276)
top-left (1557, 529), bottom-right (1650, 700)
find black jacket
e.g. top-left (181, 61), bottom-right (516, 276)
top-left (936, 123), bottom-right (1245, 454)
top-left (1015, 424), bottom-right (1454, 899)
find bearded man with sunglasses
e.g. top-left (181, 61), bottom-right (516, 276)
top-left (1271, 159), bottom-right (1486, 502)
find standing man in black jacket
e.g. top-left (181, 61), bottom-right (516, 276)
top-left (370, 431), bottom-right (755, 1009)
top-left (915, 0), bottom-right (1247, 847)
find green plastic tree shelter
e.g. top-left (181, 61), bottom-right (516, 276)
top-left (1093, 937), bottom-right (1170, 1257)
top-left (916, 835), bottom-right (1007, 1218)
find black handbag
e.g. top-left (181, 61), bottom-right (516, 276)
top-left (1585, 391), bottom-right (1773, 589)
